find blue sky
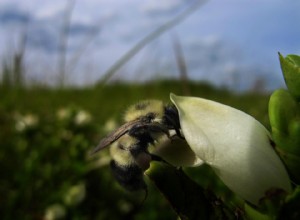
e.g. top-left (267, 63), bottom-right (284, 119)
top-left (0, 0), bottom-right (299, 91)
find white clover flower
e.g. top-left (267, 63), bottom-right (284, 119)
top-left (169, 93), bottom-right (291, 205)
top-left (15, 113), bottom-right (39, 132)
top-left (74, 110), bottom-right (92, 125)
top-left (56, 108), bottom-right (72, 120)
top-left (103, 118), bottom-right (118, 133)
top-left (64, 182), bottom-right (86, 206)
top-left (44, 204), bottom-right (66, 220)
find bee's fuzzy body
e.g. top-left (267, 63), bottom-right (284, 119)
top-left (92, 99), bottom-right (182, 192)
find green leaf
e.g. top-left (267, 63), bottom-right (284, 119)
top-left (269, 89), bottom-right (300, 153)
top-left (286, 54), bottom-right (300, 67)
top-left (289, 119), bottom-right (300, 142)
top-left (269, 88), bottom-right (300, 183)
top-left (276, 148), bottom-right (300, 184)
top-left (279, 53), bottom-right (300, 100)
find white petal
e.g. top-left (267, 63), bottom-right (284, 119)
top-left (170, 93), bottom-right (291, 205)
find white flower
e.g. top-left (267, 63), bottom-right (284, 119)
top-left (64, 182), bottom-right (86, 206)
top-left (44, 204), bottom-right (66, 220)
top-left (103, 118), bottom-right (118, 133)
top-left (56, 108), bottom-right (72, 120)
top-left (15, 113), bottom-right (39, 132)
top-left (170, 93), bottom-right (291, 205)
top-left (74, 110), bottom-right (92, 125)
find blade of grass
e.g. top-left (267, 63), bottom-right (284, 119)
top-left (171, 32), bottom-right (190, 95)
top-left (98, 0), bottom-right (208, 85)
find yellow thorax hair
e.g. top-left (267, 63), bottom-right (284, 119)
top-left (123, 100), bottom-right (164, 122)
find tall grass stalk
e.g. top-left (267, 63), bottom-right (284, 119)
top-left (98, 0), bottom-right (208, 86)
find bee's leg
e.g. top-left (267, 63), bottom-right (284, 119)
top-left (149, 153), bottom-right (173, 167)
top-left (149, 153), bottom-right (164, 162)
top-left (163, 114), bottom-right (184, 139)
top-left (164, 105), bottom-right (184, 138)
top-left (174, 128), bottom-right (184, 139)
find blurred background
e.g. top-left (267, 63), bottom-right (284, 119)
top-left (1, 0), bottom-right (299, 90)
top-left (0, 0), bottom-right (299, 219)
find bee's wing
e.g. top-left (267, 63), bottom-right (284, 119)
top-left (90, 120), bottom-right (141, 154)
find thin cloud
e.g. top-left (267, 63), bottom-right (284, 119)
top-left (0, 7), bottom-right (31, 25)
top-left (141, 0), bottom-right (185, 15)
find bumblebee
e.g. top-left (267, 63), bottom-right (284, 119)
top-left (91, 100), bottom-right (182, 192)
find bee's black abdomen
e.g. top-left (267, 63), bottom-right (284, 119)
top-left (110, 160), bottom-right (147, 191)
